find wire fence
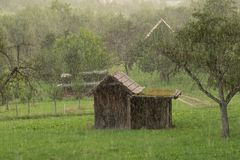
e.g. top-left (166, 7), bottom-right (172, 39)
top-left (0, 98), bottom-right (94, 121)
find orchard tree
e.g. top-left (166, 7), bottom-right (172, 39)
top-left (0, 28), bottom-right (16, 100)
top-left (72, 76), bottom-right (85, 110)
top-left (20, 83), bottom-right (34, 116)
top-left (54, 28), bottom-right (110, 75)
top-left (49, 84), bottom-right (64, 114)
top-left (105, 14), bottom-right (138, 74)
top-left (137, 45), bottom-right (175, 82)
top-left (1, 82), bottom-right (14, 111)
top-left (157, 0), bottom-right (240, 137)
top-left (137, 19), bottom-right (177, 82)
top-left (0, 25), bottom-right (42, 114)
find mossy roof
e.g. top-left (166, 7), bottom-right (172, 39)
top-left (142, 89), bottom-right (181, 99)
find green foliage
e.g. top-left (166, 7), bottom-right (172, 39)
top-left (19, 85), bottom-right (34, 103)
top-left (154, 0), bottom-right (240, 137)
top-left (203, 0), bottom-right (237, 17)
top-left (48, 85), bottom-right (64, 101)
top-left (176, 0), bottom-right (240, 91)
top-left (54, 28), bottom-right (110, 74)
top-left (135, 20), bottom-right (177, 81)
top-left (0, 27), bottom-right (6, 50)
top-left (105, 14), bottom-right (135, 59)
top-left (0, 82), bottom-right (14, 106)
top-left (71, 76), bottom-right (85, 98)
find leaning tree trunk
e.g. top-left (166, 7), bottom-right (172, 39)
top-left (219, 102), bottom-right (230, 138)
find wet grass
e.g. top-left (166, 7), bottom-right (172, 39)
top-left (0, 67), bottom-right (240, 159)
top-left (0, 100), bottom-right (240, 160)
top-left (0, 98), bottom-right (94, 119)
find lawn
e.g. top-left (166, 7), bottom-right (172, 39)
top-left (0, 98), bottom-right (94, 120)
top-left (0, 67), bottom-right (240, 160)
top-left (1, 100), bottom-right (240, 160)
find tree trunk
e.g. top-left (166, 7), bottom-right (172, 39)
top-left (78, 98), bottom-right (81, 110)
top-left (6, 100), bottom-right (9, 111)
top-left (32, 97), bottom-right (36, 107)
top-left (219, 102), bottom-right (230, 138)
top-left (1, 91), bottom-right (4, 106)
top-left (54, 99), bottom-right (57, 114)
top-left (16, 100), bottom-right (19, 117)
top-left (27, 99), bottom-right (31, 116)
top-left (124, 64), bottom-right (129, 75)
top-left (159, 71), bottom-right (170, 83)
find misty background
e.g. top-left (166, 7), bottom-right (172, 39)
top-left (0, 0), bottom-right (197, 14)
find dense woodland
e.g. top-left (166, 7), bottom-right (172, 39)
top-left (1, 0), bottom-right (240, 138)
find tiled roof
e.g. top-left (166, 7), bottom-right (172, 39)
top-left (112, 72), bottom-right (144, 94)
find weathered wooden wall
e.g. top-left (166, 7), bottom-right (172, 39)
top-left (94, 76), bottom-right (173, 129)
top-left (94, 81), bottom-right (131, 129)
top-left (130, 96), bottom-right (172, 129)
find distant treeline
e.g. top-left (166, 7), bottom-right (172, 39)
top-left (0, 0), bottom-right (196, 14)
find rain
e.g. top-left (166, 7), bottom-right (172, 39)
top-left (0, 0), bottom-right (240, 159)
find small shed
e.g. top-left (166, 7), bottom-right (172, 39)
top-left (93, 72), bottom-right (181, 129)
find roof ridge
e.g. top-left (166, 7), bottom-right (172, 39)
top-left (112, 71), bottom-right (144, 94)
top-left (144, 18), bottom-right (174, 40)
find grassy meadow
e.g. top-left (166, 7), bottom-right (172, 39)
top-left (0, 67), bottom-right (240, 160)
top-left (0, 98), bottom-right (94, 120)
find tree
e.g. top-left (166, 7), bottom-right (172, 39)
top-left (136, 44), bottom-right (175, 82)
top-left (105, 14), bottom-right (138, 74)
top-left (157, 0), bottom-right (240, 137)
top-left (54, 28), bottom-right (110, 75)
top-left (0, 82), bottom-right (13, 111)
top-left (136, 19), bottom-right (177, 82)
top-left (49, 84), bottom-right (63, 114)
top-left (20, 83), bottom-right (34, 116)
top-left (72, 76), bottom-right (85, 110)
top-left (0, 28), bottom-right (18, 105)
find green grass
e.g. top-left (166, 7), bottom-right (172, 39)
top-left (0, 66), bottom-right (240, 159)
top-left (0, 98), bottom-right (93, 120)
top-left (0, 100), bottom-right (240, 160)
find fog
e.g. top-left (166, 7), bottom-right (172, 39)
top-left (0, 0), bottom-right (193, 14)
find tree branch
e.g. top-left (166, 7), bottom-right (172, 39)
top-left (184, 66), bottom-right (220, 104)
top-left (16, 68), bottom-right (34, 89)
top-left (0, 50), bottom-right (13, 68)
top-left (226, 85), bottom-right (240, 104)
top-left (0, 67), bottom-right (18, 92)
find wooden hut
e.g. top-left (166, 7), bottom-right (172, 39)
top-left (93, 72), bottom-right (181, 129)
